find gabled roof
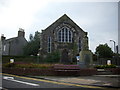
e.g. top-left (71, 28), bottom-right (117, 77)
top-left (3, 36), bottom-right (27, 43)
top-left (44, 14), bottom-right (85, 32)
top-left (4, 37), bottom-right (17, 42)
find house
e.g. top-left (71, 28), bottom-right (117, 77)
top-left (40, 14), bottom-right (89, 63)
top-left (1, 28), bottom-right (27, 56)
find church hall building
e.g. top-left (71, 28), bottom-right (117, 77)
top-left (40, 14), bottom-right (89, 63)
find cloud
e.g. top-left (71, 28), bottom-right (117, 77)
top-left (0, 1), bottom-right (118, 53)
top-left (0, 0), bottom-right (48, 38)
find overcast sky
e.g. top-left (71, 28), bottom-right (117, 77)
top-left (0, 0), bottom-right (119, 53)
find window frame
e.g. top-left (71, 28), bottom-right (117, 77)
top-left (47, 36), bottom-right (51, 53)
top-left (57, 26), bottom-right (73, 43)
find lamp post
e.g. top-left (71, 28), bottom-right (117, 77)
top-left (110, 40), bottom-right (116, 53)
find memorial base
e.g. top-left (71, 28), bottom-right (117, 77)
top-left (79, 50), bottom-right (93, 68)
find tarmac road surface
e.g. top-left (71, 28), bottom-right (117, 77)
top-left (2, 73), bottom-right (107, 90)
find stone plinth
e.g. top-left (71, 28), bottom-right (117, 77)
top-left (79, 50), bottom-right (93, 68)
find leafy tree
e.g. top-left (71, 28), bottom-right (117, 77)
top-left (44, 51), bottom-right (60, 63)
top-left (95, 43), bottom-right (113, 58)
top-left (23, 31), bottom-right (40, 56)
top-left (29, 34), bottom-right (33, 41)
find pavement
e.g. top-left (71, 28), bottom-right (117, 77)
top-left (28, 75), bottom-right (120, 88)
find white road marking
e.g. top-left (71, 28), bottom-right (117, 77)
top-left (3, 76), bottom-right (39, 86)
top-left (1, 87), bottom-right (8, 90)
top-left (3, 76), bottom-right (14, 80)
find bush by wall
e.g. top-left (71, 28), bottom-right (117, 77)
top-left (2, 52), bottom-right (60, 64)
top-left (2, 55), bottom-right (38, 64)
top-left (44, 51), bottom-right (60, 63)
top-left (3, 63), bottom-right (54, 69)
top-left (94, 64), bottom-right (116, 69)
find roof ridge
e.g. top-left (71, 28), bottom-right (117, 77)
top-left (43, 14), bottom-right (85, 33)
top-left (5, 37), bottom-right (17, 41)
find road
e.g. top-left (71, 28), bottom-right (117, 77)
top-left (2, 73), bottom-right (106, 89)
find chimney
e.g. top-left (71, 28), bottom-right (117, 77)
top-left (1, 34), bottom-right (6, 41)
top-left (18, 28), bottom-right (25, 37)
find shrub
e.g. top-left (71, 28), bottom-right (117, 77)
top-left (2, 55), bottom-right (38, 64)
top-left (44, 51), bottom-right (60, 63)
top-left (3, 63), bottom-right (16, 68)
top-left (94, 64), bottom-right (116, 69)
top-left (3, 63), bottom-right (54, 69)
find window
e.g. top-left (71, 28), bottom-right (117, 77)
top-left (78, 38), bottom-right (81, 52)
top-left (48, 37), bottom-right (51, 53)
top-left (58, 27), bottom-right (72, 43)
top-left (3, 45), bottom-right (6, 52)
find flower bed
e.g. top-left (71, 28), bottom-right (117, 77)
top-left (3, 62), bottom-right (54, 69)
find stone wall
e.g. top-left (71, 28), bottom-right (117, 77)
top-left (40, 14), bottom-right (88, 63)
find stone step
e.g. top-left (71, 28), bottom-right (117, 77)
top-left (97, 72), bottom-right (112, 75)
top-left (97, 69), bottom-right (112, 75)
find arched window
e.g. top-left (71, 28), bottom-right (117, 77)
top-left (58, 27), bottom-right (72, 43)
top-left (48, 37), bottom-right (51, 53)
top-left (78, 38), bottom-right (81, 52)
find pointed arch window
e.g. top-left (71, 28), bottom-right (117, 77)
top-left (58, 27), bottom-right (72, 43)
top-left (48, 37), bottom-right (51, 53)
top-left (78, 38), bottom-right (81, 52)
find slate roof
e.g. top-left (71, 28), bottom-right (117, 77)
top-left (44, 14), bottom-right (85, 33)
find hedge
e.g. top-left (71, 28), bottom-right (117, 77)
top-left (2, 55), bottom-right (38, 64)
top-left (94, 64), bottom-right (116, 69)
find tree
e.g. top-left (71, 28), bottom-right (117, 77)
top-left (23, 31), bottom-right (40, 56)
top-left (44, 50), bottom-right (60, 63)
top-left (29, 34), bottom-right (33, 41)
top-left (95, 43), bottom-right (113, 58)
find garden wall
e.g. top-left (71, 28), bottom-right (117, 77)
top-left (106, 68), bottom-right (120, 74)
top-left (2, 68), bottom-right (97, 76)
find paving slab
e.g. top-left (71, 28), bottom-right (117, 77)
top-left (29, 75), bottom-right (120, 88)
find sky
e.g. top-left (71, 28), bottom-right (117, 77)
top-left (0, 0), bottom-right (119, 53)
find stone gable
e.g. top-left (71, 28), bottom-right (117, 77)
top-left (40, 14), bottom-right (89, 63)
